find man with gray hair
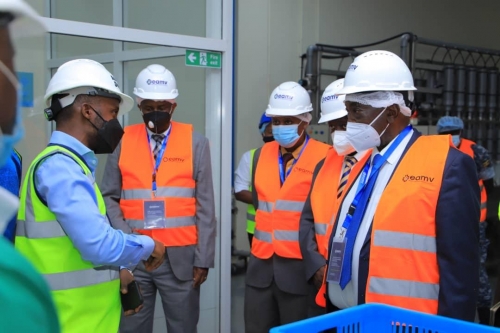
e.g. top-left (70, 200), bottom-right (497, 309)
top-left (320, 51), bottom-right (479, 322)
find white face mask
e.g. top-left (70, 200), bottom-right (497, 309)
top-left (346, 107), bottom-right (389, 152)
top-left (452, 135), bottom-right (461, 147)
top-left (332, 130), bottom-right (355, 156)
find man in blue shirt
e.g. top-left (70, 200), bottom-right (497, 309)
top-left (15, 59), bottom-right (166, 332)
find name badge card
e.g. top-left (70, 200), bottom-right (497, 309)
top-left (143, 201), bottom-right (167, 229)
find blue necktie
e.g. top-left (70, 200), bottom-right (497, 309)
top-left (339, 153), bottom-right (383, 289)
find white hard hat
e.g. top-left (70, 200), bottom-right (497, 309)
top-left (337, 50), bottom-right (416, 95)
top-left (44, 59), bottom-right (134, 117)
top-left (319, 79), bottom-right (347, 123)
top-left (0, 0), bottom-right (46, 37)
top-left (133, 64), bottom-right (179, 101)
top-left (265, 81), bottom-right (313, 116)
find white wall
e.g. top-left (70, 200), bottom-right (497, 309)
top-left (233, 0), bottom-right (500, 251)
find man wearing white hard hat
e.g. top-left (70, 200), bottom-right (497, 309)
top-left (298, 78), bottom-right (370, 309)
top-left (244, 81), bottom-right (330, 332)
top-left (101, 64), bottom-right (216, 333)
top-left (320, 51), bottom-right (479, 321)
top-left (15, 59), bottom-right (166, 333)
top-left (0, 1), bottom-right (60, 332)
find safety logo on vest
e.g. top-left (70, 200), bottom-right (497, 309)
top-left (162, 157), bottom-right (185, 163)
top-left (402, 174), bottom-right (435, 183)
top-left (295, 167), bottom-right (313, 175)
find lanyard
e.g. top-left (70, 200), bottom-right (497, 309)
top-left (278, 136), bottom-right (309, 184)
top-left (340, 125), bottom-right (412, 237)
top-left (146, 126), bottom-right (171, 195)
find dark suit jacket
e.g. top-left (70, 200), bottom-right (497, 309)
top-left (318, 131), bottom-right (480, 321)
top-left (101, 130), bottom-right (216, 282)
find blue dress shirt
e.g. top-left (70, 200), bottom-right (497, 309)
top-left (35, 131), bottom-right (154, 267)
top-left (1, 151), bottom-right (21, 242)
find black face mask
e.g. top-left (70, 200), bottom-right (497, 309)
top-left (263, 135), bottom-right (275, 143)
top-left (88, 106), bottom-right (124, 154)
top-left (142, 111), bottom-right (171, 133)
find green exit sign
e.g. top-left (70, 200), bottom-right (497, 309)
top-left (185, 50), bottom-right (222, 69)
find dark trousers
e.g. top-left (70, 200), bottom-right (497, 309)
top-left (244, 281), bottom-right (309, 333)
top-left (119, 255), bottom-right (200, 333)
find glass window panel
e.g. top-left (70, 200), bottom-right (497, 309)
top-left (50, 0), bottom-right (113, 25)
top-left (124, 0), bottom-right (206, 37)
top-left (51, 34), bottom-right (114, 59)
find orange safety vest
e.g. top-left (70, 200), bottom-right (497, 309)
top-left (365, 135), bottom-right (449, 313)
top-left (252, 139), bottom-right (330, 260)
top-left (310, 150), bottom-right (371, 259)
top-left (459, 138), bottom-right (487, 222)
top-left (119, 122), bottom-right (197, 247)
top-left (313, 150), bottom-right (371, 307)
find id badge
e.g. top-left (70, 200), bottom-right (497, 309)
top-left (143, 201), bottom-right (167, 229)
top-left (326, 236), bottom-right (347, 284)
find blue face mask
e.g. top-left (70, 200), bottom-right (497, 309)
top-left (0, 62), bottom-right (23, 168)
top-left (272, 122), bottom-right (303, 148)
top-left (452, 135), bottom-right (461, 148)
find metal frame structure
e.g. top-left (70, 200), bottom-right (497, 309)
top-left (41, 0), bottom-right (233, 332)
top-left (301, 33), bottom-right (500, 160)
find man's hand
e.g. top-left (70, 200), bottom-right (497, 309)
top-left (144, 239), bottom-right (165, 272)
top-left (313, 265), bottom-right (326, 290)
top-left (193, 267), bottom-right (209, 288)
top-left (120, 269), bottom-right (143, 316)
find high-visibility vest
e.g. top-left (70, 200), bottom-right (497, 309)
top-left (119, 122), bottom-right (197, 247)
top-left (246, 149), bottom-right (257, 234)
top-left (252, 139), bottom-right (330, 259)
top-left (15, 145), bottom-right (120, 333)
top-left (313, 150), bottom-right (371, 307)
top-left (459, 138), bottom-right (487, 222)
top-left (366, 135), bottom-right (449, 313)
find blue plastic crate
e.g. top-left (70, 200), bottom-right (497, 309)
top-left (270, 303), bottom-right (500, 332)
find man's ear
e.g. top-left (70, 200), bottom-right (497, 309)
top-left (80, 103), bottom-right (93, 121)
top-left (386, 104), bottom-right (400, 124)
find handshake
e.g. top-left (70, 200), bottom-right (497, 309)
top-left (144, 239), bottom-right (166, 271)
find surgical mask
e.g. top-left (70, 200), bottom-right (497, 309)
top-left (143, 111), bottom-right (171, 133)
top-left (346, 108), bottom-right (389, 152)
top-left (263, 135), bottom-right (275, 143)
top-left (88, 106), bottom-right (124, 154)
top-left (452, 135), bottom-right (461, 147)
top-left (332, 130), bottom-right (355, 156)
top-left (0, 60), bottom-right (24, 168)
top-left (272, 122), bottom-right (303, 148)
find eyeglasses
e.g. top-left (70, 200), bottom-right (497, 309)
top-left (140, 101), bottom-right (176, 114)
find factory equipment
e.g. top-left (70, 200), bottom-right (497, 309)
top-left (300, 33), bottom-right (500, 161)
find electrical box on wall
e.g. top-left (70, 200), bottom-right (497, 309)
top-left (307, 124), bottom-right (330, 144)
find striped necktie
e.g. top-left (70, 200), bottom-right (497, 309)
top-left (337, 155), bottom-right (357, 198)
top-left (152, 134), bottom-right (165, 161)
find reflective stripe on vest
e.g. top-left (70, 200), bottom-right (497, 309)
top-left (15, 146), bottom-right (121, 333)
top-left (45, 267), bottom-right (119, 291)
top-left (369, 277), bottom-right (439, 301)
top-left (252, 139), bottom-right (330, 259)
top-left (122, 187), bottom-right (195, 199)
top-left (119, 122), bottom-right (197, 247)
top-left (459, 138), bottom-right (487, 222)
top-left (365, 135), bottom-right (449, 314)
